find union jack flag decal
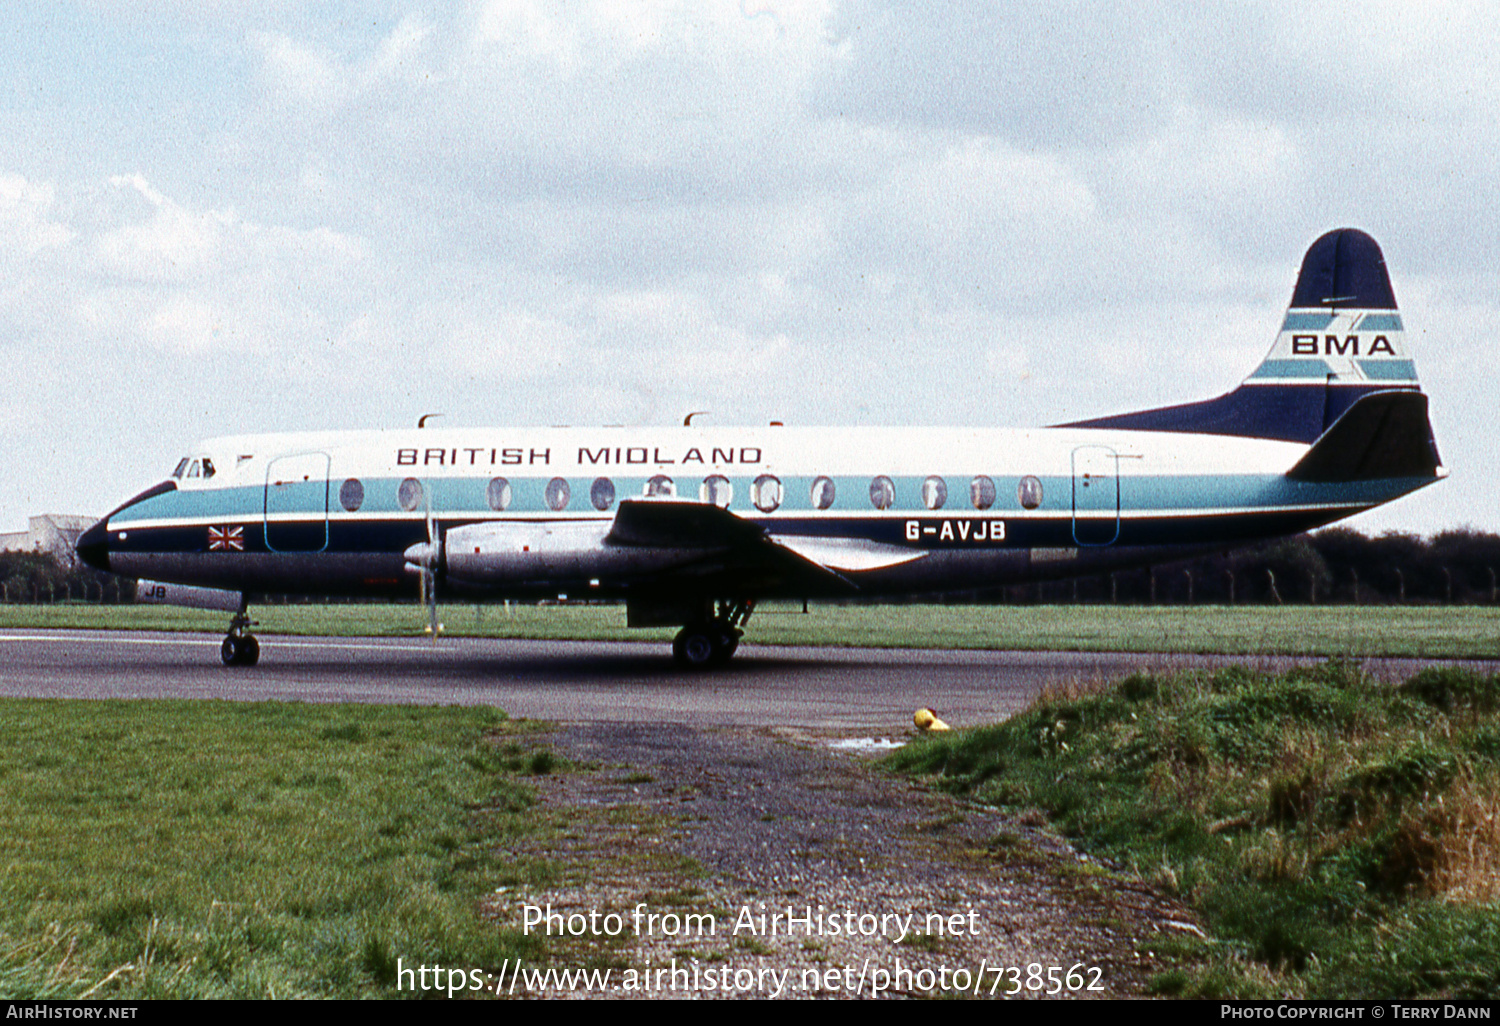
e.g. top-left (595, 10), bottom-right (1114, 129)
top-left (208, 525), bottom-right (244, 552)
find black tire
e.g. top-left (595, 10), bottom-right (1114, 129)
top-left (673, 626), bottom-right (719, 668)
top-left (221, 635), bottom-right (261, 667)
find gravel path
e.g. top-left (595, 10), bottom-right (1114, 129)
top-left (490, 722), bottom-right (1202, 999)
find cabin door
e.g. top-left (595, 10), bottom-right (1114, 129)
top-left (264, 452), bottom-right (330, 553)
top-left (1071, 445), bottom-right (1120, 546)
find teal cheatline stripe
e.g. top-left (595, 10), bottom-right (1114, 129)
top-left (1250, 359), bottom-right (1332, 380)
top-left (1281, 313), bottom-right (1335, 331)
top-left (1359, 314), bottom-right (1403, 331)
top-left (1359, 359), bottom-right (1418, 381)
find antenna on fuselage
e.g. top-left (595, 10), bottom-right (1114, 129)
top-left (418, 413), bottom-right (443, 428)
top-left (683, 411), bottom-right (709, 426)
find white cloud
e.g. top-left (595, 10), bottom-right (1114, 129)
top-left (0, 175), bottom-right (74, 254)
top-left (93, 175), bottom-right (231, 283)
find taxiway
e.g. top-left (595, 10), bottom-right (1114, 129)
top-left (1, 631), bottom-right (1490, 730)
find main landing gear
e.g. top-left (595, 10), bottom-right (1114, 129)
top-left (221, 606), bottom-right (260, 667)
top-left (672, 599), bottom-right (754, 669)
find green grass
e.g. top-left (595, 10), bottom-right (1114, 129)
top-left (7, 602), bottom-right (1500, 659)
top-left (0, 701), bottom-right (554, 999)
top-left (889, 661), bottom-right (1500, 998)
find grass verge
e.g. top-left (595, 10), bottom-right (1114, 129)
top-left (6, 603), bottom-right (1500, 659)
top-left (0, 700), bottom-right (558, 999)
top-left (888, 661), bottom-right (1500, 998)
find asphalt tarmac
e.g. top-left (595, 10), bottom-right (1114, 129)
top-left (3, 630), bottom-right (1493, 731)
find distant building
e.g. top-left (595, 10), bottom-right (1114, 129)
top-left (0, 515), bottom-right (98, 568)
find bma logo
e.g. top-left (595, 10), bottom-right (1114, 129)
top-left (1292, 335), bottom-right (1397, 356)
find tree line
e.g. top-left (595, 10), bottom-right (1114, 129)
top-left (0, 551), bottom-right (133, 603)
top-left (1001, 528), bottom-right (1500, 606)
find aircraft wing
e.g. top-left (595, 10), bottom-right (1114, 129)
top-left (606, 497), bottom-right (770, 549)
top-left (605, 499), bottom-right (898, 593)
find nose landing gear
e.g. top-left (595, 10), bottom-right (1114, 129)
top-left (221, 607), bottom-right (260, 667)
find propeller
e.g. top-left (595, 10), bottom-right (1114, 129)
top-left (401, 481), bottom-right (443, 642)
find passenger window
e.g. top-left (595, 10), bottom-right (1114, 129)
top-left (810, 476), bottom-right (836, 510)
top-left (339, 478), bottom-right (364, 512)
top-left (752, 474), bottom-right (782, 513)
top-left (645, 475), bottom-right (675, 498)
top-left (869, 476), bottom-right (895, 510)
top-left (591, 477), bottom-right (616, 511)
top-left (487, 477), bottom-right (511, 512)
top-left (701, 475), bottom-right (733, 508)
top-left (546, 477), bottom-right (571, 511)
top-left (398, 477), bottom-right (423, 512)
top-left (922, 476), bottom-right (947, 510)
top-left (970, 475), bottom-right (996, 511)
top-left (1018, 476), bottom-right (1043, 510)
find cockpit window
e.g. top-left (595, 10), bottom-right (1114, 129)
top-left (173, 456), bottom-right (216, 482)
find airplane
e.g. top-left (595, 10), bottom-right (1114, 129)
top-left (76, 228), bottom-right (1444, 669)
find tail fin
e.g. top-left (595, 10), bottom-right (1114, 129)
top-left (1064, 228), bottom-right (1424, 444)
top-left (1248, 228), bottom-right (1417, 393)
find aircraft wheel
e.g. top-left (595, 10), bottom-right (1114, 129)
top-left (673, 625), bottom-right (719, 669)
top-left (221, 635), bottom-right (261, 667)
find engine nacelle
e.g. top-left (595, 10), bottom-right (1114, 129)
top-left (443, 521), bottom-right (711, 585)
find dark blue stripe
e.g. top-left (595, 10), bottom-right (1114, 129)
top-left (1060, 383), bottom-right (1417, 443)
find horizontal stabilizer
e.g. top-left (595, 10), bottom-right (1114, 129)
top-left (1287, 391), bottom-right (1441, 482)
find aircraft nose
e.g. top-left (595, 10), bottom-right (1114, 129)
top-left (76, 518), bottom-right (110, 572)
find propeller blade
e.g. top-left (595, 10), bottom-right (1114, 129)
top-left (423, 483), bottom-right (441, 642)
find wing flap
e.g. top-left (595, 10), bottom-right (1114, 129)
top-left (769, 534), bottom-right (925, 573)
top-left (604, 499), bottom-right (866, 592)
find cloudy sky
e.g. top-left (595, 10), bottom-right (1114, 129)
top-left (3, 1), bottom-right (1497, 536)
